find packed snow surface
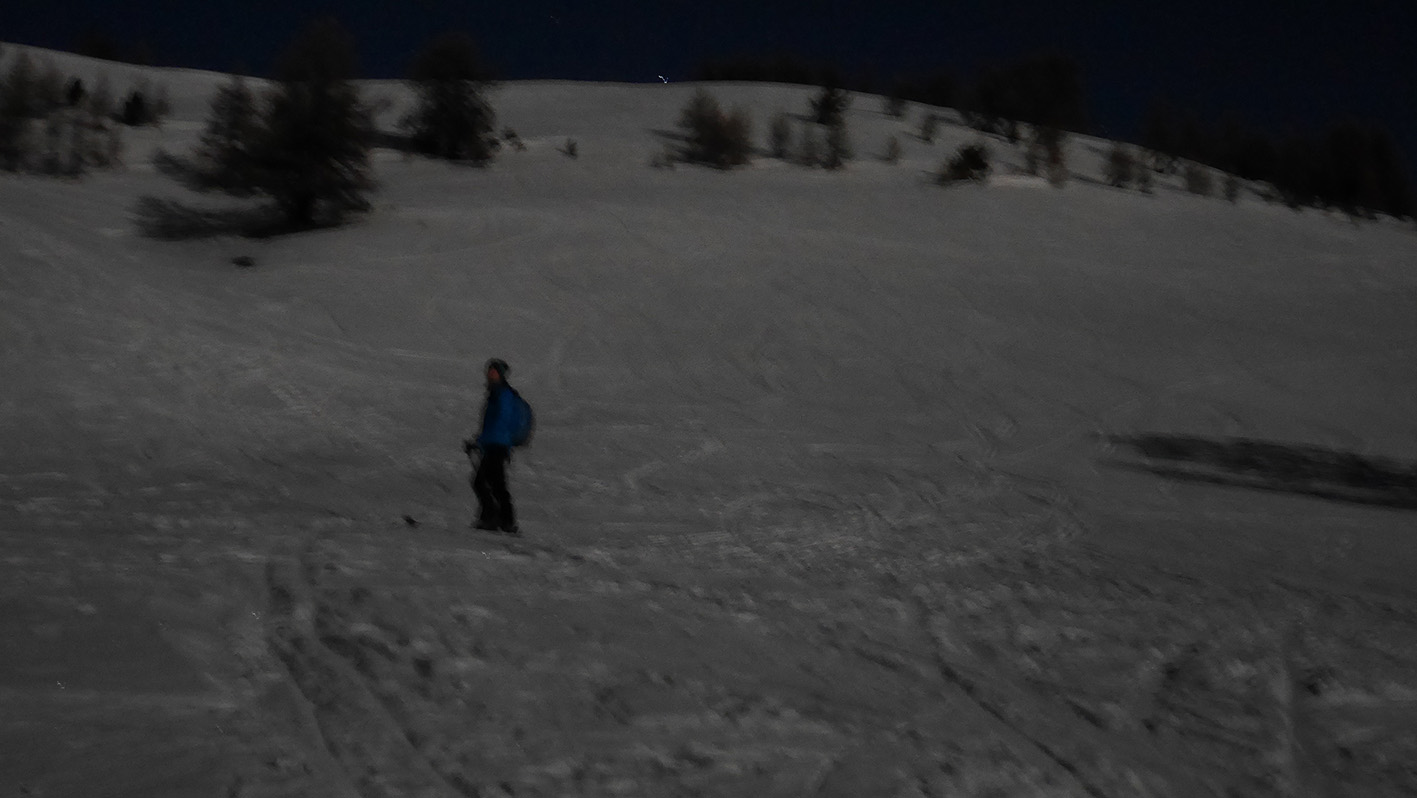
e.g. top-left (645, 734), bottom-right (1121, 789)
top-left (2, 44), bottom-right (1416, 797)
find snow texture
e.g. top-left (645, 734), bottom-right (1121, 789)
top-left (2, 43), bottom-right (1416, 797)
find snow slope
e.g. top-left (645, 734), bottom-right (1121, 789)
top-left (3, 44), bottom-right (1417, 797)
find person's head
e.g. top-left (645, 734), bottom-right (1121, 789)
top-left (485, 358), bottom-right (509, 385)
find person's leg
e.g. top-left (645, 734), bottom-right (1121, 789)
top-left (485, 447), bottom-right (517, 532)
top-left (472, 454), bottom-right (500, 528)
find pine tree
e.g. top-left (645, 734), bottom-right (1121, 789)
top-left (402, 32), bottom-right (497, 162)
top-left (810, 84), bottom-right (850, 127)
top-left (120, 90), bottom-right (149, 126)
top-left (149, 20), bottom-right (374, 229)
top-left (155, 75), bottom-right (260, 194)
top-left (251, 19), bottom-right (374, 227)
top-left (678, 88), bottom-right (720, 162)
top-left (65, 78), bottom-right (85, 107)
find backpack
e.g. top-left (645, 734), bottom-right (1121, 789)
top-left (509, 389), bottom-right (534, 447)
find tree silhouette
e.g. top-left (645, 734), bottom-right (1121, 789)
top-left (0, 53), bottom-right (39, 170)
top-left (810, 84), bottom-right (850, 127)
top-left (402, 32), bottom-right (497, 163)
top-left (154, 75), bottom-right (260, 195)
top-left (252, 18), bottom-right (373, 227)
top-left (676, 89), bottom-right (751, 169)
top-left (145, 19), bottom-right (373, 231)
top-left (938, 143), bottom-right (990, 184)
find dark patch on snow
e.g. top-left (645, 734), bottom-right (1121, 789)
top-left (1102, 434), bottom-right (1417, 510)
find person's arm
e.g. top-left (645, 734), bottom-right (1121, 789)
top-left (467, 394), bottom-right (494, 452)
top-left (476, 391), bottom-right (505, 447)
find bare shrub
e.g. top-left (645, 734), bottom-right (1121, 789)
top-left (937, 143), bottom-right (991, 184)
top-left (676, 89), bottom-right (752, 169)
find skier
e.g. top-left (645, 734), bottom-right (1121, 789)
top-left (463, 358), bottom-right (525, 534)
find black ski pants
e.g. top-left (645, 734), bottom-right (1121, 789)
top-left (472, 445), bottom-right (515, 527)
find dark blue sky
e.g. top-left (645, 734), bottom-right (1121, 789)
top-left (2, 1), bottom-right (1414, 171)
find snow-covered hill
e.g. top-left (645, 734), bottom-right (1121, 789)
top-left (3, 44), bottom-right (1417, 797)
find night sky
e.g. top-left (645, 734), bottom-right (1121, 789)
top-left (2, 1), bottom-right (1414, 175)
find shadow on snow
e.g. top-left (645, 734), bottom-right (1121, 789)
top-left (1100, 433), bottom-right (1417, 510)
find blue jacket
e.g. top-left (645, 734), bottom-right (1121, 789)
top-left (476, 384), bottom-right (519, 449)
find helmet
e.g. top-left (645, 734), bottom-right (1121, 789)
top-left (486, 358), bottom-right (510, 378)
